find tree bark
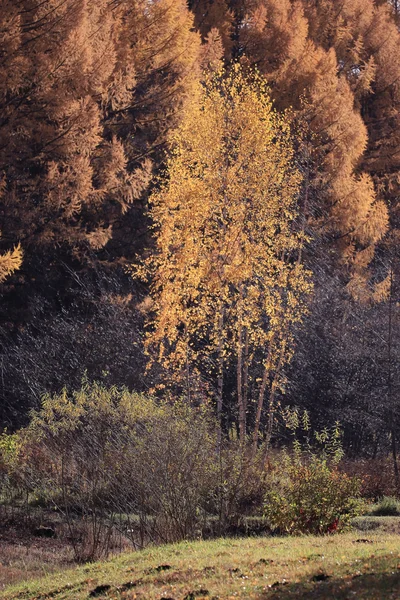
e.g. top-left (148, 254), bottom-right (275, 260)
top-left (252, 340), bottom-right (274, 453)
top-left (217, 307), bottom-right (224, 452)
top-left (387, 266), bottom-right (400, 488)
top-left (237, 324), bottom-right (245, 445)
top-left (243, 327), bottom-right (249, 428)
top-left (252, 365), bottom-right (268, 451)
top-left (264, 351), bottom-right (284, 456)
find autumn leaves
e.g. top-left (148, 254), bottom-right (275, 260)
top-left (143, 66), bottom-right (312, 443)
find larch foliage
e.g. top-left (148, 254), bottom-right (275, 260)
top-left (189, 0), bottom-right (234, 57)
top-left (243, 0), bottom-right (388, 291)
top-left (200, 28), bottom-right (225, 71)
top-left (0, 0), bottom-right (141, 251)
top-left (190, 0), bottom-right (390, 300)
top-left (299, 0), bottom-right (400, 298)
top-left (0, 0), bottom-right (200, 258)
top-left (0, 242), bottom-right (22, 283)
top-left (144, 65), bottom-right (311, 441)
top-left (301, 0), bottom-right (400, 194)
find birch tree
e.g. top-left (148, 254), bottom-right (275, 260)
top-left (145, 65), bottom-right (312, 444)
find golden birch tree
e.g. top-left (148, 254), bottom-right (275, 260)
top-left (145, 65), bottom-right (312, 444)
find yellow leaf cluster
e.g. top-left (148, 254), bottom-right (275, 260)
top-left (0, 241), bottom-right (22, 283)
top-left (145, 64), bottom-right (312, 388)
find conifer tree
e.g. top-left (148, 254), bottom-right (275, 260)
top-left (0, 0), bottom-right (201, 424)
top-left (190, 0), bottom-right (389, 295)
top-left (0, 0), bottom-right (200, 290)
top-left (189, 0), bottom-right (233, 57)
top-left (0, 0), bottom-right (200, 256)
top-left (301, 0), bottom-right (400, 213)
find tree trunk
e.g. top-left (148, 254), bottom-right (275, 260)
top-left (252, 345), bottom-right (273, 453)
top-left (252, 366), bottom-right (268, 451)
top-left (185, 327), bottom-right (191, 404)
top-left (237, 324), bottom-right (245, 445)
top-left (217, 308), bottom-right (224, 452)
top-left (243, 328), bottom-right (249, 428)
top-left (264, 356), bottom-right (283, 456)
top-left (387, 266), bottom-right (400, 488)
top-left (391, 428), bottom-right (400, 490)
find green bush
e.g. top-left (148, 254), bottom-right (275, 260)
top-left (370, 496), bottom-right (400, 516)
top-left (264, 452), bottom-right (362, 534)
top-left (20, 381), bottom-right (219, 558)
top-left (264, 412), bottom-right (362, 535)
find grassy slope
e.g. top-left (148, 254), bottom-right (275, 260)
top-left (2, 531), bottom-right (400, 600)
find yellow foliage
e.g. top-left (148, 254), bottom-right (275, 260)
top-left (0, 241), bottom-right (22, 283)
top-left (144, 64), bottom-right (312, 420)
top-left (373, 275), bottom-right (391, 303)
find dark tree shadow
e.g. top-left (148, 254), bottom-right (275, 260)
top-left (259, 555), bottom-right (400, 599)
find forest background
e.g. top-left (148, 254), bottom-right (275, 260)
top-left (1, 0), bottom-right (400, 465)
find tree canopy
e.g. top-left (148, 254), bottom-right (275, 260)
top-left (144, 65), bottom-right (311, 442)
top-left (1, 0), bottom-right (400, 461)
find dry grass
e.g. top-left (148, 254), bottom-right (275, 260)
top-left (1, 529), bottom-right (400, 600)
top-left (0, 525), bottom-right (73, 591)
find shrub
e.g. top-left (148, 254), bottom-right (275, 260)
top-left (0, 430), bottom-right (30, 522)
top-left (264, 412), bottom-right (362, 534)
top-left (20, 381), bottom-right (219, 559)
top-left (0, 430), bottom-right (21, 487)
top-left (370, 496), bottom-right (400, 516)
top-left (264, 452), bottom-right (362, 534)
top-left (209, 443), bottom-right (271, 535)
top-left (340, 457), bottom-right (398, 500)
top-left (123, 397), bottom-right (218, 544)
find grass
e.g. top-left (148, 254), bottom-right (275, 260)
top-left (352, 515), bottom-right (400, 533)
top-left (1, 530), bottom-right (400, 600)
top-left (368, 497), bottom-right (400, 517)
top-left (0, 523), bottom-right (74, 592)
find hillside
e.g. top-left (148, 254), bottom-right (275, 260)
top-left (2, 532), bottom-right (400, 600)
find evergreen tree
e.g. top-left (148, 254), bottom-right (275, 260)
top-left (0, 0), bottom-right (200, 425)
top-left (0, 0), bottom-right (200, 257)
